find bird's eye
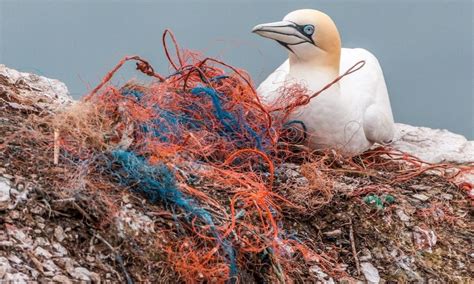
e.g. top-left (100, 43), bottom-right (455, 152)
top-left (303, 25), bottom-right (314, 36)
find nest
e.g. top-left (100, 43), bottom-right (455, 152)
top-left (1, 30), bottom-right (472, 283)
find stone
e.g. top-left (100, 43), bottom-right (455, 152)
top-left (0, 257), bottom-right (11, 279)
top-left (7, 255), bottom-right (22, 264)
top-left (396, 209), bottom-right (411, 222)
top-left (0, 64), bottom-right (72, 110)
top-left (54, 226), bottom-right (66, 242)
top-left (89, 272), bottom-right (101, 283)
top-left (52, 275), bottom-right (73, 284)
top-left (115, 206), bottom-right (155, 238)
top-left (396, 254), bottom-right (423, 281)
top-left (392, 123), bottom-right (474, 164)
top-left (42, 259), bottom-right (60, 272)
top-left (71, 267), bottom-right (92, 281)
top-left (5, 272), bottom-right (29, 284)
top-left (8, 210), bottom-right (20, 220)
top-left (410, 184), bottom-right (431, 191)
top-left (30, 268), bottom-right (41, 279)
top-left (0, 241), bottom-right (13, 247)
top-left (34, 246), bottom-right (53, 259)
top-left (61, 258), bottom-right (76, 276)
top-left (6, 225), bottom-right (33, 248)
top-left (359, 248), bottom-right (373, 262)
top-left (412, 194), bottom-right (430, 202)
top-left (0, 178), bottom-right (11, 210)
top-left (323, 229), bottom-right (342, 237)
top-left (441, 193), bottom-right (453, 200)
top-left (309, 265), bottom-right (333, 282)
top-left (34, 237), bottom-right (50, 247)
top-left (52, 242), bottom-right (68, 257)
top-left (1, 174), bottom-right (13, 180)
top-left (361, 262), bottom-right (380, 283)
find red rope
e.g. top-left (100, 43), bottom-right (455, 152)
top-left (271, 60), bottom-right (366, 113)
top-left (86, 56), bottom-right (165, 100)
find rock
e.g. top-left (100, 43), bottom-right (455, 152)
top-left (309, 265), bottom-right (334, 282)
top-left (396, 254), bottom-right (423, 281)
top-left (34, 246), bottom-right (53, 259)
top-left (54, 226), bottom-right (66, 242)
top-left (440, 193), bottom-right (453, 200)
top-left (412, 194), bottom-right (430, 202)
top-left (42, 259), bottom-right (60, 272)
top-left (0, 241), bottom-right (13, 247)
top-left (0, 178), bottom-right (11, 210)
top-left (359, 248), bottom-right (373, 262)
top-left (60, 258), bottom-right (76, 276)
top-left (52, 275), bottom-right (73, 284)
top-left (52, 242), bottom-right (68, 257)
top-left (34, 237), bottom-right (50, 247)
top-left (361, 262), bottom-right (380, 283)
top-left (409, 184), bottom-right (431, 191)
top-left (323, 229), bottom-right (342, 237)
top-left (89, 272), bottom-right (101, 283)
top-left (9, 184), bottom-right (30, 205)
top-left (6, 224), bottom-right (33, 248)
top-left (115, 206), bottom-right (155, 238)
top-left (5, 272), bottom-right (29, 283)
top-left (396, 209), bottom-right (410, 222)
top-left (0, 257), bottom-right (11, 279)
top-left (8, 210), bottom-right (21, 220)
top-left (71, 267), bottom-right (92, 281)
top-left (392, 123), bottom-right (474, 164)
top-left (1, 174), bottom-right (13, 180)
top-left (7, 255), bottom-right (22, 264)
top-left (0, 64), bottom-right (72, 110)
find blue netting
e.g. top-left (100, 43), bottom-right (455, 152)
top-left (110, 150), bottom-right (237, 279)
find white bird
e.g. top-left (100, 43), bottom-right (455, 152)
top-left (252, 9), bottom-right (395, 156)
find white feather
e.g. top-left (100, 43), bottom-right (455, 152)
top-left (257, 48), bottom-right (395, 155)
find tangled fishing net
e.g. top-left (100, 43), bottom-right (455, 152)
top-left (2, 30), bottom-right (472, 283)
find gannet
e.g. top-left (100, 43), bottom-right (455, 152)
top-left (252, 9), bottom-right (395, 155)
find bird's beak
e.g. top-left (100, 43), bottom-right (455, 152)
top-left (252, 20), bottom-right (310, 45)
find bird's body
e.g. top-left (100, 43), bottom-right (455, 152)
top-left (253, 9), bottom-right (395, 155)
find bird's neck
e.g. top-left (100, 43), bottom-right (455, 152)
top-left (288, 58), bottom-right (341, 93)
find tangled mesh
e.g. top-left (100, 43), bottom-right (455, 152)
top-left (8, 29), bottom-right (471, 283)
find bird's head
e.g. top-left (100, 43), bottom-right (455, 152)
top-left (252, 9), bottom-right (341, 68)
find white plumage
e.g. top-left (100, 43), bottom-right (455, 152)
top-left (253, 9), bottom-right (395, 155)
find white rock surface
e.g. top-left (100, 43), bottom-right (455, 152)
top-left (392, 123), bottom-right (474, 164)
top-left (0, 64), bottom-right (72, 109)
top-left (115, 206), bottom-right (155, 238)
top-left (361, 262), bottom-right (381, 283)
top-left (0, 257), bottom-right (11, 279)
top-left (0, 178), bottom-right (11, 210)
top-left (5, 272), bottom-right (29, 284)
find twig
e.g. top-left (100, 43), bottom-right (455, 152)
top-left (26, 251), bottom-right (45, 275)
top-left (94, 233), bottom-right (134, 284)
top-left (52, 198), bottom-right (76, 203)
top-left (71, 201), bottom-right (93, 223)
top-left (53, 130), bottom-right (59, 165)
top-left (349, 218), bottom-right (361, 276)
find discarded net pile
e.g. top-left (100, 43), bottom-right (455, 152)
top-left (4, 30), bottom-right (472, 283)
top-left (48, 30), bottom-right (351, 282)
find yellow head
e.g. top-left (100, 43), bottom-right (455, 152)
top-left (253, 9), bottom-right (341, 70)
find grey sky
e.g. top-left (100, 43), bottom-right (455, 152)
top-left (0, 0), bottom-right (472, 138)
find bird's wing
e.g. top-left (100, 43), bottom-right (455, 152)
top-left (340, 48), bottom-right (395, 143)
top-left (257, 59), bottom-right (289, 104)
